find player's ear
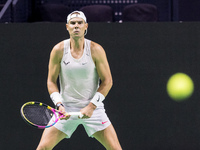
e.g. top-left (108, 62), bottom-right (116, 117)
top-left (66, 24), bottom-right (68, 31)
top-left (85, 23), bottom-right (88, 29)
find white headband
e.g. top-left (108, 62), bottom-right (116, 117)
top-left (67, 11), bottom-right (87, 23)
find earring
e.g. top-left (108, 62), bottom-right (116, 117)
top-left (84, 29), bottom-right (88, 36)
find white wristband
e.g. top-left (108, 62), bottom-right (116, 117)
top-left (50, 92), bottom-right (63, 105)
top-left (90, 92), bottom-right (105, 107)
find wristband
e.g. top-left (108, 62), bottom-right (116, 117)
top-left (50, 92), bottom-right (64, 105)
top-left (90, 92), bottom-right (105, 107)
top-left (55, 103), bottom-right (64, 110)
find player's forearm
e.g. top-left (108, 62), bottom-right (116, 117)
top-left (89, 78), bottom-right (112, 108)
top-left (48, 80), bottom-right (63, 105)
top-left (97, 78), bottom-right (113, 97)
top-left (47, 80), bottom-right (59, 95)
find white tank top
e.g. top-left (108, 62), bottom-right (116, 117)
top-left (59, 39), bottom-right (103, 108)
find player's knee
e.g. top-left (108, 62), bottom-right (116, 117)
top-left (109, 143), bottom-right (122, 150)
top-left (110, 147), bottom-right (122, 150)
top-left (36, 144), bottom-right (52, 150)
top-left (112, 145), bottom-right (122, 150)
top-left (105, 143), bottom-right (121, 150)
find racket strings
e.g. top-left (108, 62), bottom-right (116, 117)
top-left (23, 105), bottom-right (54, 126)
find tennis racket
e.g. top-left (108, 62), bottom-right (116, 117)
top-left (20, 101), bottom-right (83, 129)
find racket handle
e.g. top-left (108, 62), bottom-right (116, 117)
top-left (68, 112), bottom-right (84, 118)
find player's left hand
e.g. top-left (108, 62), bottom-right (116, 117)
top-left (80, 102), bottom-right (96, 119)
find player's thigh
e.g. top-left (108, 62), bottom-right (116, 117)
top-left (93, 124), bottom-right (122, 150)
top-left (37, 126), bottom-right (67, 150)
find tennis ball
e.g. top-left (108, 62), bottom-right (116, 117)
top-left (167, 73), bottom-right (194, 101)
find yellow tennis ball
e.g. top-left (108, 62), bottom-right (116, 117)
top-left (167, 73), bottom-right (194, 101)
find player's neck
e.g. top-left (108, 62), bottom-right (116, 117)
top-left (70, 37), bottom-right (84, 52)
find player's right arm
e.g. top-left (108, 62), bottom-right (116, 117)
top-left (47, 42), bottom-right (64, 95)
top-left (47, 41), bottom-right (68, 117)
top-left (47, 42), bottom-right (68, 115)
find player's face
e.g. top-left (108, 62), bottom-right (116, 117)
top-left (66, 18), bottom-right (88, 38)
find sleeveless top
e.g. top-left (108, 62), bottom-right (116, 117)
top-left (59, 39), bottom-right (103, 108)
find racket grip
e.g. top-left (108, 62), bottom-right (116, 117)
top-left (68, 112), bottom-right (84, 118)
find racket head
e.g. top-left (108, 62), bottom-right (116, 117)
top-left (20, 101), bottom-right (60, 129)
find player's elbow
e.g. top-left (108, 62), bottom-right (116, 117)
top-left (101, 78), bottom-right (113, 89)
top-left (107, 77), bottom-right (113, 90)
top-left (47, 79), bottom-right (52, 89)
top-left (110, 78), bottom-right (113, 88)
top-left (47, 79), bottom-right (57, 93)
top-left (47, 77), bottom-right (57, 87)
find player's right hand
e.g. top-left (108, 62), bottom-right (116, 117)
top-left (59, 106), bottom-right (70, 120)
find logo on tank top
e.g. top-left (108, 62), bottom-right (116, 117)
top-left (63, 61), bottom-right (70, 65)
top-left (82, 62), bottom-right (87, 65)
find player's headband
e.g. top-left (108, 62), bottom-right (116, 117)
top-left (67, 11), bottom-right (87, 23)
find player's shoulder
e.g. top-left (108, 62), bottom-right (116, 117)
top-left (50, 40), bottom-right (65, 59)
top-left (91, 41), bottom-right (103, 50)
top-left (90, 41), bottom-right (105, 55)
top-left (90, 41), bottom-right (107, 62)
top-left (53, 40), bottom-right (65, 52)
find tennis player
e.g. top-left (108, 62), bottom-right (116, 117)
top-left (36, 11), bottom-right (122, 150)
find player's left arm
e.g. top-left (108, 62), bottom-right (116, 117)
top-left (80, 42), bottom-right (113, 118)
top-left (91, 41), bottom-right (113, 97)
